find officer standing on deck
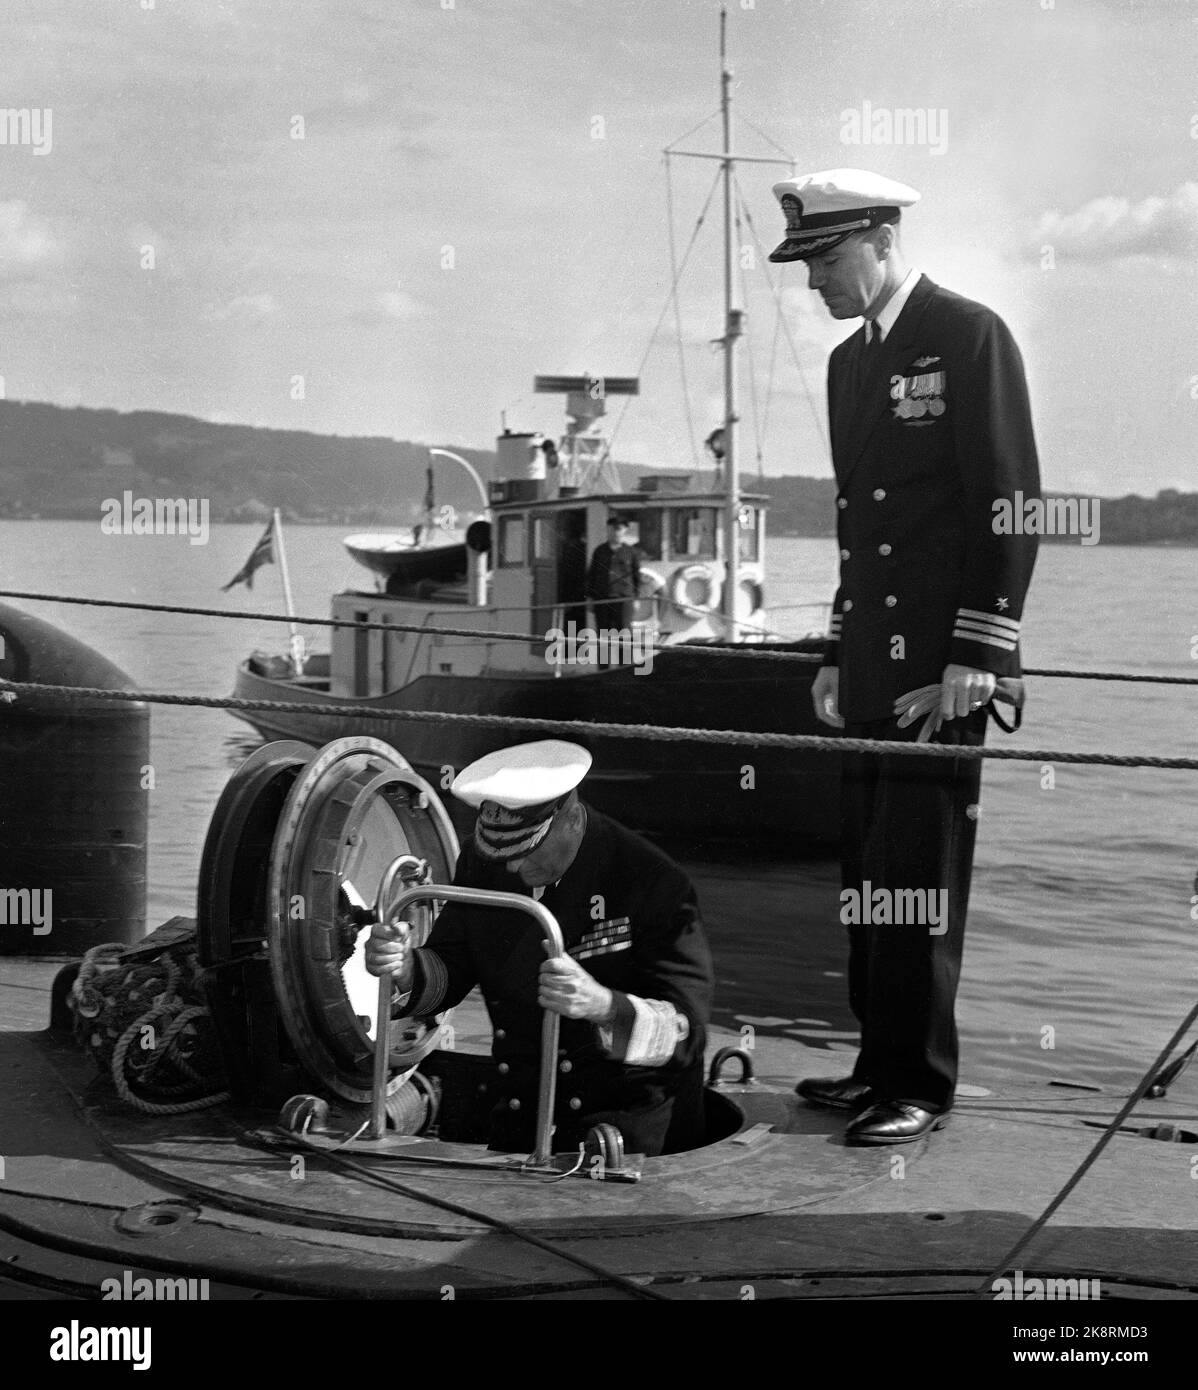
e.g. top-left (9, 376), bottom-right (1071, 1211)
top-left (364, 740), bottom-right (713, 1156)
top-left (768, 169), bottom-right (1040, 1145)
top-left (586, 514), bottom-right (642, 633)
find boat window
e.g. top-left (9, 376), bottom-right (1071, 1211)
top-left (531, 514), bottom-right (555, 562)
top-left (670, 507), bottom-right (718, 560)
top-left (738, 505), bottom-right (760, 562)
top-left (498, 514), bottom-right (526, 568)
top-left (634, 508), bottom-right (663, 560)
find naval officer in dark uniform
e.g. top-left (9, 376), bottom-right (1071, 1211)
top-left (768, 169), bottom-right (1040, 1144)
top-left (365, 740), bottom-right (713, 1156)
top-left (586, 514), bottom-right (642, 633)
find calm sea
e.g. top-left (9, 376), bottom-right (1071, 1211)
top-left (1, 521), bottom-right (1195, 1093)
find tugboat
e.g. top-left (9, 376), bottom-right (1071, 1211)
top-left (232, 387), bottom-right (837, 844)
top-left (230, 27), bottom-right (840, 846)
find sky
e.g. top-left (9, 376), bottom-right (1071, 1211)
top-left (1, 0), bottom-right (1196, 494)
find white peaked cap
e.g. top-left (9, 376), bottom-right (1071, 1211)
top-left (769, 168), bottom-right (921, 262)
top-left (451, 740), bottom-right (592, 812)
top-left (452, 741), bottom-right (593, 862)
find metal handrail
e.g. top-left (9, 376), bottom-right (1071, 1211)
top-left (370, 881), bottom-right (566, 1167)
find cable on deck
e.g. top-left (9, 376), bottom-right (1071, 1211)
top-left (975, 993), bottom-right (1198, 1299)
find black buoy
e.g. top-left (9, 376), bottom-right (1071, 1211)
top-left (0, 602), bottom-right (148, 954)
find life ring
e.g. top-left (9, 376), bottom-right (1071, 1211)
top-left (668, 564), bottom-right (722, 613)
top-left (632, 566), bottom-right (665, 623)
top-left (736, 577), bottom-right (764, 618)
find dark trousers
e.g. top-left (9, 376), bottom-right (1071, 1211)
top-left (841, 709), bottom-right (987, 1112)
top-left (590, 600), bottom-right (634, 670)
top-left (591, 599), bottom-right (633, 632)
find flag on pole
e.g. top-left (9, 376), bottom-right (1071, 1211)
top-left (221, 517), bottom-right (275, 592)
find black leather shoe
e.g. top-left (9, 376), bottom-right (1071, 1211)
top-left (794, 1075), bottom-right (875, 1112)
top-left (845, 1101), bottom-right (949, 1145)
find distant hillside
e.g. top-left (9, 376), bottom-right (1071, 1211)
top-left (0, 398), bottom-right (1193, 544)
top-left (0, 399), bottom-right (498, 527)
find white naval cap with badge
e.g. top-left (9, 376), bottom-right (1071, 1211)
top-left (768, 168), bottom-right (921, 263)
top-left (451, 740), bottom-right (592, 862)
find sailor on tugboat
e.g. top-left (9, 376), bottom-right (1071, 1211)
top-left (769, 169), bottom-right (1041, 1145)
top-left (365, 740), bottom-right (714, 1156)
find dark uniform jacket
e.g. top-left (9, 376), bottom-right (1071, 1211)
top-left (401, 805), bottom-right (713, 1154)
top-left (823, 275), bottom-right (1041, 722)
top-left (585, 542), bottom-right (642, 601)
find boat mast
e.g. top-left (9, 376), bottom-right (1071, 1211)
top-left (718, 6), bottom-right (741, 638)
top-left (666, 9), bottom-right (794, 636)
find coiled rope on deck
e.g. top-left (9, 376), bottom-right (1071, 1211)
top-left (69, 939), bottom-right (230, 1114)
top-left (3, 678), bottom-right (1197, 769)
top-left (2, 586), bottom-right (1196, 683)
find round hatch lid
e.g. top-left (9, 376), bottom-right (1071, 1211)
top-left (265, 737), bottom-right (460, 1103)
top-left (196, 740), bottom-right (317, 969)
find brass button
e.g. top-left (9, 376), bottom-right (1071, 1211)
top-left (508, 1098), bottom-right (521, 1111)
top-left (497, 1062), bottom-right (509, 1074)
top-left (837, 497), bottom-right (847, 510)
top-left (839, 549), bottom-right (850, 561)
top-left (494, 1029), bottom-right (505, 1040)
top-left (568, 1097), bottom-right (582, 1111)
top-left (559, 1060), bottom-right (573, 1074)
top-left (873, 488), bottom-right (886, 502)
top-left (878, 543), bottom-right (892, 556)
top-left (843, 599), bottom-right (853, 613)
top-left (885, 595), bottom-right (897, 608)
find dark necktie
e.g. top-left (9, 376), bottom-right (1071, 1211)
top-left (854, 324), bottom-right (884, 397)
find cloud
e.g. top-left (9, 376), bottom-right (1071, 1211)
top-left (0, 280), bottom-right (79, 317)
top-left (1027, 183), bottom-right (1198, 262)
top-left (0, 200), bottom-right (61, 279)
top-left (376, 289), bottom-right (421, 319)
top-left (200, 292), bottom-right (279, 322)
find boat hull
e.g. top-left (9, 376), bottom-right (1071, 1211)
top-left (231, 643), bottom-right (841, 847)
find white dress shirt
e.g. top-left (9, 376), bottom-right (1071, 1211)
top-left (865, 267), bottom-right (922, 343)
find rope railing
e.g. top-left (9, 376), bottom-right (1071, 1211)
top-left (3, 678), bottom-right (1197, 769)
top-left (2, 587), bottom-right (1196, 684)
top-left (0, 586), bottom-right (801, 653)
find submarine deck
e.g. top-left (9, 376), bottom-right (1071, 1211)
top-left (1, 957), bottom-right (1196, 1301)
